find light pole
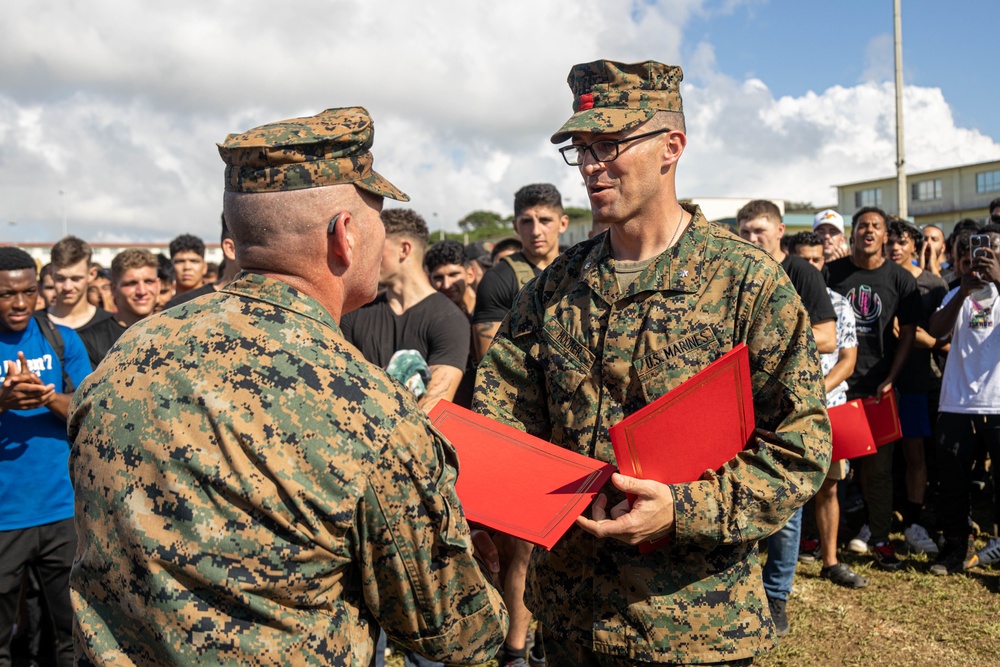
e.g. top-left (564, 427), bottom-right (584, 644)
top-left (60, 190), bottom-right (67, 238)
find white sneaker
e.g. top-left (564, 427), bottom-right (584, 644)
top-left (848, 524), bottom-right (871, 554)
top-left (904, 523), bottom-right (940, 555)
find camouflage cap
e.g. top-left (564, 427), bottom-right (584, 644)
top-left (550, 60), bottom-right (684, 144)
top-left (218, 106), bottom-right (409, 201)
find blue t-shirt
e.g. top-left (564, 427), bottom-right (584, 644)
top-left (0, 317), bottom-right (92, 530)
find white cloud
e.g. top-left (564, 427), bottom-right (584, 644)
top-left (1, 0), bottom-right (997, 243)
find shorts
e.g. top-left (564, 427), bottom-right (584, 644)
top-left (898, 392), bottom-right (932, 439)
top-left (825, 459), bottom-right (848, 481)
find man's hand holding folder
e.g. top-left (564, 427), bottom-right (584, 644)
top-left (575, 472), bottom-right (676, 546)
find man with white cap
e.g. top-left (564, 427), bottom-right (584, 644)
top-left (814, 209), bottom-right (850, 263)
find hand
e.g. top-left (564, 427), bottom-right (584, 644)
top-left (972, 247), bottom-right (1000, 286)
top-left (958, 270), bottom-right (987, 298)
top-left (873, 381), bottom-right (893, 404)
top-left (470, 528), bottom-right (500, 574)
top-left (830, 242), bottom-right (851, 261)
top-left (575, 472), bottom-right (675, 546)
top-left (1, 354), bottom-right (56, 411)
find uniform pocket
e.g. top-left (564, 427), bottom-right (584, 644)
top-left (632, 328), bottom-right (721, 404)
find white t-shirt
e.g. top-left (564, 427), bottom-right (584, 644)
top-left (937, 283), bottom-right (1000, 414)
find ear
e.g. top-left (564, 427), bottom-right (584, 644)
top-left (88, 265), bottom-right (98, 282)
top-left (558, 214), bottom-right (570, 233)
top-left (327, 210), bottom-right (353, 273)
top-left (222, 238), bottom-right (237, 262)
top-left (662, 130), bottom-right (686, 168)
top-left (397, 238), bottom-right (413, 262)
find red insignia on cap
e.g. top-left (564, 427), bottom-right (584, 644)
top-left (578, 93), bottom-right (594, 111)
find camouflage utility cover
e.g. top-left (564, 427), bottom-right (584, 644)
top-left (551, 60), bottom-right (684, 144)
top-left (68, 273), bottom-right (506, 665)
top-left (474, 205), bottom-right (831, 663)
top-left (218, 106), bottom-right (409, 201)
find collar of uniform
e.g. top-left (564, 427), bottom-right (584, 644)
top-left (581, 203), bottom-right (707, 300)
top-left (221, 271), bottom-right (341, 333)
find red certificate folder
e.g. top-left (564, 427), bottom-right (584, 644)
top-left (609, 344), bottom-right (756, 553)
top-left (862, 391), bottom-right (902, 447)
top-left (828, 399), bottom-right (877, 462)
top-left (428, 401), bottom-right (615, 550)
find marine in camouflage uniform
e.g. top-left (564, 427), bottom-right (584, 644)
top-left (474, 60), bottom-right (830, 665)
top-left (68, 107), bottom-right (507, 666)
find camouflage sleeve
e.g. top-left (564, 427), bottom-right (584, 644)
top-left (357, 411), bottom-right (508, 664)
top-left (670, 276), bottom-right (831, 550)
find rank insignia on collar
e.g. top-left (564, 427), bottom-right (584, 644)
top-left (678, 269), bottom-right (688, 278)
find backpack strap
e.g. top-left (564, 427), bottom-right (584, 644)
top-left (31, 311), bottom-right (75, 393)
top-left (500, 252), bottom-right (537, 291)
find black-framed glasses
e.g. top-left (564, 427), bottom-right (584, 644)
top-left (558, 129), bottom-right (670, 166)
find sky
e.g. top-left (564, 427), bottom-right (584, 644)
top-left (2, 0), bottom-right (999, 243)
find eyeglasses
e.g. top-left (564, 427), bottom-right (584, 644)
top-left (558, 129), bottom-right (669, 166)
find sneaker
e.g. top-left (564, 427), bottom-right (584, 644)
top-left (820, 562), bottom-right (869, 588)
top-left (930, 539), bottom-right (975, 576)
top-left (904, 523), bottom-right (940, 555)
top-left (848, 524), bottom-right (871, 554)
top-left (528, 625), bottom-right (546, 667)
top-left (798, 537), bottom-right (820, 564)
top-left (497, 656), bottom-right (530, 667)
top-left (767, 596), bottom-right (789, 637)
top-left (968, 537), bottom-right (1000, 569)
top-left (872, 541), bottom-right (903, 571)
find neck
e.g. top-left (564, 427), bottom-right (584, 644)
top-left (48, 299), bottom-right (96, 326)
top-left (610, 201), bottom-right (688, 262)
top-left (772, 248), bottom-right (787, 264)
top-left (852, 251), bottom-right (886, 270)
top-left (257, 270), bottom-right (348, 322)
top-left (460, 287), bottom-right (476, 317)
top-left (383, 266), bottom-right (436, 314)
top-left (522, 247), bottom-right (558, 271)
top-left (115, 310), bottom-right (144, 329)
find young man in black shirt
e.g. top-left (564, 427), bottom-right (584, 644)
top-left (340, 208), bottom-right (469, 410)
top-left (425, 239), bottom-right (478, 409)
top-left (827, 206), bottom-right (922, 571)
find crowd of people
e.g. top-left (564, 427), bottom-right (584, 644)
top-left (1, 57), bottom-right (998, 667)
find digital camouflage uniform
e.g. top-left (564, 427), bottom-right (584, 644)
top-left (67, 107), bottom-right (507, 666)
top-left (474, 205), bottom-right (830, 664)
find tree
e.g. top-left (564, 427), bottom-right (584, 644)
top-left (458, 210), bottom-right (506, 233)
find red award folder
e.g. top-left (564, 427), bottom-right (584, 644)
top-left (609, 344), bottom-right (756, 552)
top-left (428, 401), bottom-right (615, 550)
top-left (862, 391), bottom-right (902, 447)
top-left (828, 399), bottom-right (877, 461)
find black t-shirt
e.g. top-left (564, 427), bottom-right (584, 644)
top-left (472, 259), bottom-right (542, 325)
top-left (165, 282), bottom-right (219, 309)
top-left (780, 254), bottom-right (836, 324)
top-left (826, 257), bottom-right (922, 397)
top-left (75, 309), bottom-right (126, 369)
top-left (340, 291), bottom-right (470, 371)
top-left (896, 269), bottom-right (950, 394)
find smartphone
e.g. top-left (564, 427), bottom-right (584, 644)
top-left (970, 234), bottom-right (990, 260)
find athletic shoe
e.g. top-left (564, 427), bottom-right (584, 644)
top-left (767, 596), bottom-right (789, 637)
top-left (904, 523), bottom-right (940, 555)
top-left (820, 562), bottom-right (868, 588)
top-left (872, 541), bottom-right (903, 571)
top-left (798, 537), bottom-right (820, 564)
top-left (930, 539), bottom-right (975, 576)
top-left (497, 656), bottom-right (529, 667)
top-left (848, 524), bottom-right (871, 554)
top-left (968, 537), bottom-right (1000, 569)
top-left (528, 625), bottom-right (546, 667)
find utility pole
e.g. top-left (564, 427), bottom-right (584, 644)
top-left (894, 0), bottom-right (907, 218)
top-left (60, 189), bottom-right (68, 238)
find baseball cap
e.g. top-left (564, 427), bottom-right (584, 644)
top-left (813, 210), bottom-right (845, 234)
top-left (551, 60), bottom-right (684, 144)
top-left (218, 106), bottom-right (408, 201)
top-left (465, 241), bottom-right (494, 268)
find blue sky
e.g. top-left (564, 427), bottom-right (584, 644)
top-left (684, 1), bottom-right (999, 138)
top-left (1, 0), bottom-right (998, 243)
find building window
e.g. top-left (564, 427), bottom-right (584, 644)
top-left (977, 170), bottom-right (1000, 193)
top-left (855, 188), bottom-right (882, 208)
top-left (911, 178), bottom-right (942, 201)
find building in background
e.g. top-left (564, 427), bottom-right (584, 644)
top-left (837, 159), bottom-right (1000, 233)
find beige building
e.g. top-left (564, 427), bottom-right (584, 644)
top-left (836, 159), bottom-right (1000, 233)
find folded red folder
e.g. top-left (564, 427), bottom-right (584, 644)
top-left (862, 390), bottom-right (902, 447)
top-left (609, 344), bottom-right (756, 552)
top-left (828, 399), bottom-right (877, 461)
top-left (428, 401), bottom-right (615, 550)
